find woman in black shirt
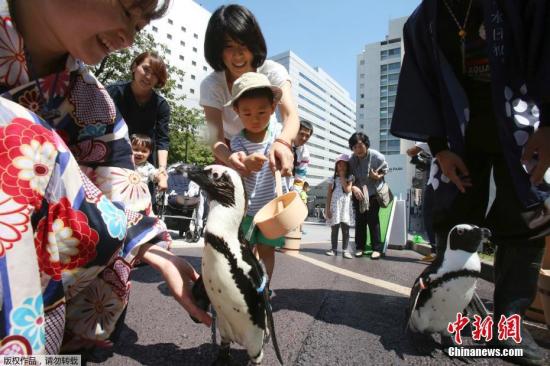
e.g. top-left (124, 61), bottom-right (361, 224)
top-left (108, 51), bottom-right (170, 190)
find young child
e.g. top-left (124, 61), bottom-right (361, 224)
top-left (325, 154), bottom-right (355, 259)
top-left (228, 72), bottom-right (285, 283)
top-left (131, 133), bottom-right (159, 185)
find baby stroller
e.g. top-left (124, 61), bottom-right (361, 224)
top-left (157, 163), bottom-right (205, 242)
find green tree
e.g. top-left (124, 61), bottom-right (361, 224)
top-left (92, 31), bottom-right (213, 165)
top-left (168, 104), bottom-right (214, 166)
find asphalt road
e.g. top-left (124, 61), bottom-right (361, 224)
top-left (87, 223), bottom-right (550, 365)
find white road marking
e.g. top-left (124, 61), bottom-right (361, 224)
top-left (282, 251), bottom-right (412, 296)
top-left (170, 238), bottom-right (411, 296)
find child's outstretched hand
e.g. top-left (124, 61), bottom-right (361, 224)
top-left (244, 153), bottom-right (268, 173)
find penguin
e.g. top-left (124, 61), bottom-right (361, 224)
top-left (405, 224), bottom-right (491, 352)
top-left (187, 165), bottom-right (283, 366)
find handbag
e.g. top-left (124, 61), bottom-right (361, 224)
top-left (376, 181), bottom-right (393, 208)
top-left (368, 153), bottom-right (393, 208)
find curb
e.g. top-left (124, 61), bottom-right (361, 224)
top-left (409, 241), bottom-right (494, 284)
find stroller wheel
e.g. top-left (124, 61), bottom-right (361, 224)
top-left (185, 231), bottom-right (193, 241)
top-left (179, 229), bottom-right (185, 238)
top-left (190, 230), bottom-right (200, 243)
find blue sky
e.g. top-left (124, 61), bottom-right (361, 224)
top-left (197, 0), bottom-right (421, 101)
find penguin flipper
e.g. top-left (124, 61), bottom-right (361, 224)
top-left (405, 276), bottom-right (427, 332)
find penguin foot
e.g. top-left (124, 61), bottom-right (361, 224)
top-left (212, 342), bottom-right (234, 366)
top-left (406, 327), bottom-right (438, 356)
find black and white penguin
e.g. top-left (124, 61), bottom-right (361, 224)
top-left (188, 165), bottom-right (283, 365)
top-left (406, 224), bottom-right (491, 350)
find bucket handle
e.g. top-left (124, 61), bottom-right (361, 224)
top-left (275, 170), bottom-right (284, 213)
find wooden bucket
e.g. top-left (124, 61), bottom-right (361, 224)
top-left (282, 226), bottom-right (301, 251)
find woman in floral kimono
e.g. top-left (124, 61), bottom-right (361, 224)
top-left (0, 0), bottom-right (211, 356)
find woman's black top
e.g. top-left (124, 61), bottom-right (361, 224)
top-left (107, 81), bottom-right (170, 165)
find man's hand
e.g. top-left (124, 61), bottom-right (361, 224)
top-left (243, 152), bottom-right (268, 172)
top-left (228, 151), bottom-right (251, 176)
top-left (435, 150), bottom-right (472, 193)
top-left (406, 146), bottom-right (422, 157)
top-left (522, 126), bottom-right (550, 185)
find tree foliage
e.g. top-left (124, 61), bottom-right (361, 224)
top-left (92, 31), bottom-right (213, 165)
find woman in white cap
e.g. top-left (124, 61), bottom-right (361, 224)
top-left (325, 154), bottom-right (355, 258)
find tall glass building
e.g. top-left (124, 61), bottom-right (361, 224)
top-left (356, 17), bottom-right (408, 155)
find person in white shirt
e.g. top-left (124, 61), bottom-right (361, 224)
top-left (200, 4), bottom-right (299, 178)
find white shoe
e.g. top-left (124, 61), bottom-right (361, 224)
top-left (371, 251), bottom-right (381, 259)
top-left (343, 252), bottom-right (353, 259)
top-left (355, 250), bottom-right (364, 257)
top-left (325, 250), bottom-right (335, 256)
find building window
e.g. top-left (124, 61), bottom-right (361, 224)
top-left (191, 74), bottom-right (196, 80)
top-left (203, 66), bottom-right (207, 71)
top-left (152, 26), bottom-right (158, 32)
top-left (179, 55), bottom-right (184, 60)
top-left (193, 47), bottom-right (197, 52)
top-left (360, 93), bottom-right (364, 98)
top-left (180, 40), bottom-right (185, 46)
top-left (166, 49), bottom-right (171, 55)
top-left (177, 84), bottom-right (182, 89)
top-left (190, 88), bottom-right (195, 94)
top-left (360, 124), bottom-right (364, 129)
top-left (360, 60), bottom-right (365, 65)
top-left (360, 73), bottom-right (365, 79)
top-left (360, 104), bottom-right (364, 108)
top-left (181, 26), bottom-right (186, 32)
top-left (359, 83), bottom-right (364, 89)
top-left (193, 33), bottom-right (198, 39)
top-left (168, 19), bottom-right (173, 25)
top-left (192, 61), bottom-right (197, 66)
top-left (167, 33), bottom-right (172, 40)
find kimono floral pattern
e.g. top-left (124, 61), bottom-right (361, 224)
top-left (9, 296), bottom-right (46, 353)
top-left (0, 2), bottom-right (171, 355)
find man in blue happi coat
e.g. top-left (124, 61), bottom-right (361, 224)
top-left (392, 0), bottom-right (550, 364)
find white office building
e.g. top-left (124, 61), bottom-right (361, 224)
top-left (270, 51), bottom-right (357, 202)
top-left (356, 17), bottom-right (408, 156)
top-left (355, 17), bottom-right (421, 202)
top-left (145, 0), bottom-right (212, 109)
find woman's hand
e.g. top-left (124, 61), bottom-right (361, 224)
top-left (352, 186), bottom-right (364, 201)
top-left (369, 169), bottom-right (383, 181)
top-left (139, 245), bottom-right (212, 326)
top-left (435, 150), bottom-right (472, 193)
top-left (156, 171), bottom-right (168, 191)
top-left (243, 152), bottom-right (268, 173)
top-left (325, 209), bottom-right (332, 220)
top-left (228, 151), bottom-right (251, 176)
top-left (269, 139), bottom-right (294, 177)
top-left (522, 126), bottom-right (550, 185)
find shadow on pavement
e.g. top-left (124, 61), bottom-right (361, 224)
top-left (270, 288), bottom-right (420, 359)
top-left (99, 323), bottom-right (250, 366)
